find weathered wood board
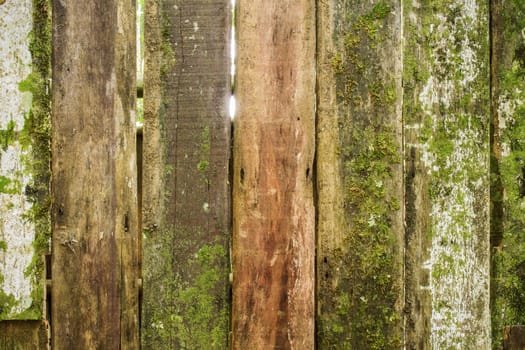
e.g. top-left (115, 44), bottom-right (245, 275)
top-left (0, 0), bottom-right (50, 323)
top-left (0, 321), bottom-right (49, 349)
top-left (503, 326), bottom-right (525, 350)
top-left (51, 0), bottom-right (139, 348)
top-left (232, 0), bottom-right (316, 348)
top-left (142, 0), bottom-right (232, 348)
top-left (491, 0), bottom-right (525, 347)
top-left (403, 0), bottom-right (491, 348)
top-left (316, 1), bottom-right (405, 348)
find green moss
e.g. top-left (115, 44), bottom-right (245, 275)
top-left (403, 0), bottom-right (490, 346)
top-left (491, 1), bottom-right (525, 347)
top-left (197, 126), bottom-right (211, 183)
top-left (0, 120), bottom-right (17, 150)
top-left (0, 0), bottom-right (50, 321)
top-left (318, 1), bottom-right (402, 348)
top-left (13, 0), bottom-right (51, 321)
top-left (159, 8), bottom-right (176, 78)
top-left (142, 226), bottom-right (230, 349)
top-left (0, 176), bottom-right (20, 195)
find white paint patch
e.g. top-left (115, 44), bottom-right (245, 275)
top-left (0, 0), bottom-right (38, 319)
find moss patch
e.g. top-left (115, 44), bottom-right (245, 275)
top-left (142, 226), bottom-right (230, 349)
top-left (491, 0), bottom-right (525, 347)
top-left (318, 1), bottom-right (403, 348)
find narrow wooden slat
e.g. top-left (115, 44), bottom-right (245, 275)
top-left (316, 1), bottom-right (404, 348)
top-left (490, 0), bottom-right (525, 345)
top-left (232, 1), bottom-right (316, 348)
top-left (403, 0), bottom-right (491, 348)
top-left (142, 0), bottom-right (231, 348)
top-left (51, 0), bottom-right (139, 348)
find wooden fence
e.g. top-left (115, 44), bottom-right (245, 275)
top-left (1, 0), bottom-right (525, 349)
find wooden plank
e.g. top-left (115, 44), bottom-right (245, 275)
top-left (232, 0), bottom-right (316, 348)
top-left (141, 0), bottom-right (231, 348)
top-left (403, 0), bottom-right (491, 348)
top-left (0, 0), bottom-right (50, 322)
top-left (0, 321), bottom-right (49, 349)
top-left (51, 0), bottom-right (139, 348)
top-left (490, 0), bottom-right (525, 346)
top-left (316, 1), bottom-right (404, 348)
top-left (504, 326), bottom-right (525, 350)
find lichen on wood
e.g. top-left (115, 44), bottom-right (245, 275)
top-left (317, 1), bottom-right (404, 348)
top-left (403, 0), bottom-right (491, 348)
top-left (0, 0), bottom-right (50, 321)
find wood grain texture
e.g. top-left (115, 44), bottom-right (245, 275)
top-left (0, 321), bottom-right (49, 350)
top-left (403, 0), bottom-right (490, 348)
top-left (141, 0), bottom-right (231, 348)
top-left (316, 1), bottom-right (404, 348)
top-left (51, 0), bottom-right (139, 348)
top-left (504, 326), bottom-right (525, 350)
top-left (232, 1), bottom-right (316, 348)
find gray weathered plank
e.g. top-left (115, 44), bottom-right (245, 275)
top-left (142, 0), bottom-right (231, 348)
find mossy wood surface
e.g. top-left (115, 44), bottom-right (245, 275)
top-left (0, 0), bottom-right (50, 323)
top-left (403, 0), bottom-right (490, 348)
top-left (232, 0), bottom-right (316, 348)
top-left (51, 0), bottom-right (139, 348)
top-left (142, 0), bottom-right (231, 348)
top-left (316, 1), bottom-right (404, 348)
top-left (491, 0), bottom-right (525, 348)
top-left (0, 321), bottom-right (49, 349)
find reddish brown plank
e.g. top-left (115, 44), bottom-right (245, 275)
top-left (232, 0), bottom-right (316, 348)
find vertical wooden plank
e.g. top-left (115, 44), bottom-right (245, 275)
top-left (51, 0), bottom-right (139, 348)
top-left (232, 0), bottom-right (316, 348)
top-left (0, 0), bottom-right (50, 323)
top-left (403, 0), bottom-right (491, 348)
top-left (491, 0), bottom-right (525, 346)
top-left (316, 0), bottom-right (404, 348)
top-left (142, 0), bottom-right (231, 348)
top-left (503, 326), bottom-right (525, 350)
